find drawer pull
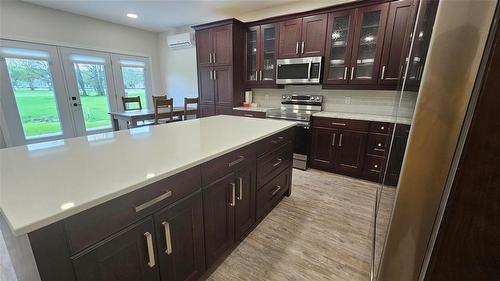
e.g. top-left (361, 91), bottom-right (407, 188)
top-left (331, 122), bottom-right (346, 126)
top-left (272, 158), bottom-right (283, 167)
top-left (237, 177), bottom-right (243, 201)
top-left (271, 185), bottom-right (282, 196)
top-left (229, 182), bottom-right (236, 207)
top-left (228, 156), bottom-right (245, 167)
top-left (144, 232), bottom-right (156, 268)
top-left (162, 221), bottom-right (173, 255)
top-left (374, 148), bottom-right (385, 152)
top-left (135, 191), bottom-right (172, 213)
top-left (270, 136), bottom-right (284, 144)
top-left (243, 114), bottom-right (254, 117)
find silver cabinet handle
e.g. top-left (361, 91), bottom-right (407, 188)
top-left (209, 69), bottom-right (213, 80)
top-left (144, 232), bottom-right (156, 268)
top-left (331, 133), bottom-right (336, 146)
top-left (237, 177), bottom-right (243, 201)
top-left (331, 122), bottom-right (346, 126)
top-left (270, 136), bottom-right (284, 144)
top-left (350, 67), bottom-right (355, 80)
top-left (295, 42), bottom-right (299, 54)
top-left (259, 70), bottom-right (263, 81)
top-left (255, 70), bottom-right (258, 81)
top-left (162, 221), bottom-right (173, 255)
top-left (228, 155), bottom-right (245, 167)
top-left (229, 182), bottom-right (236, 207)
top-left (213, 52), bottom-right (216, 63)
top-left (135, 191), bottom-right (172, 212)
top-left (213, 70), bottom-right (217, 80)
top-left (271, 185), bottom-right (281, 196)
top-left (209, 53), bottom-right (212, 63)
top-left (343, 66), bottom-right (348, 80)
top-left (272, 158), bottom-right (283, 167)
top-left (339, 133), bottom-right (343, 147)
top-left (243, 114), bottom-right (254, 117)
top-left (381, 65), bottom-right (386, 80)
top-left (301, 41), bottom-right (305, 54)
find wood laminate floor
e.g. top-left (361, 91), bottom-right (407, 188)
top-left (206, 168), bottom-right (395, 281)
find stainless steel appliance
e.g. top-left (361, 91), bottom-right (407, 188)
top-left (276, 56), bottom-right (322, 84)
top-left (267, 94), bottom-right (323, 170)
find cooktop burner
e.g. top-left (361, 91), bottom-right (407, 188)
top-left (266, 94), bottom-right (323, 124)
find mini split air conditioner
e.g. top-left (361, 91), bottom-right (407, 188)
top-left (167, 33), bottom-right (193, 49)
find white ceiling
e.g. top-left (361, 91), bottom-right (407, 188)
top-left (22, 0), bottom-right (307, 32)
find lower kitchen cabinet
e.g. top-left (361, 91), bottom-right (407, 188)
top-left (332, 129), bottom-right (368, 177)
top-left (202, 173), bottom-right (236, 267)
top-left (72, 218), bottom-right (161, 281)
top-left (154, 192), bottom-right (205, 281)
top-left (234, 166), bottom-right (256, 240)
top-left (310, 127), bottom-right (336, 169)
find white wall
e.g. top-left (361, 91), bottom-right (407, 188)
top-left (0, 0), bottom-right (163, 94)
top-left (159, 27), bottom-right (198, 106)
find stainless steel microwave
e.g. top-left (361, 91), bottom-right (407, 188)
top-left (276, 56), bottom-right (322, 84)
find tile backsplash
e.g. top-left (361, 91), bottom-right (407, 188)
top-left (251, 85), bottom-right (417, 119)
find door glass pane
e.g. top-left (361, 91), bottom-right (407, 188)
top-left (355, 10), bottom-right (381, 79)
top-left (246, 30), bottom-right (258, 81)
top-left (73, 63), bottom-right (111, 131)
top-left (121, 66), bottom-right (147, 109)
top-left (4, 58), bottom-right (63, 139)
top-left (262, 27), bottom-right (276, 81)
top-left (328, 15), bottom-right (350, 80)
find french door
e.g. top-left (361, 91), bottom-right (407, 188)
top-left (60, 48), bottom-right (118, 136)
top-left (0, 40), bottom-right (75, 144)
top-left (0, 40), bottom-right (153, 147)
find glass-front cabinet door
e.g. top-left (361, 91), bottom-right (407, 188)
top-left (350, 3), bottom-right (389, 84)
top-left (324, 10), bottom-right (355, 85)
top-left (244, 24), bottom-right (277, 86)
top-left (260, 24), bottom-right (277, 84)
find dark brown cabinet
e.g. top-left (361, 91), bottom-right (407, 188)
top-left (234, 166), bottom-right (256, 240)
top-left (73, 218), bottom-right (161, 281)
top-left (379, 0), bottom-right (416, 86)
top-left (193, 20), bottom-right (244, 117)
top-left (332, 129), bottom-right (368, 177)
top-left (202, 174), bottom-right (235, 267)
top-left (154, 192), bottom-right (205, 281)
top-left (310, 127), bottom-right (337, 169)
top-left (245, 23), bottom-right (278, 86)
top-left (278, 14), bottom-right (327, 59)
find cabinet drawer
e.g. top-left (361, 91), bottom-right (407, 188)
top-left (370, 122), bottom-right (393, 134)
top-left (367, 133), bottom-right (390, 156)
top-left (255, 128), bottom-right (294, 157)
top-left (256, 168), bottom-right (290, 219)
top-left (64, 166), bottom-right (201, 255)
top-left (232, 110), bottom-right (266, 119)
top-left (257, 142), bottom-right (292, 188)
top-left (201, 145), bottom-right (256, 186)
top-left (362, 155), bottom-right (385, 183)
top-left (314, 117), bottom-right (370, 131)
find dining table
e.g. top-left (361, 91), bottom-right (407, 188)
top-left (108, 106), bottom-right (197, 131)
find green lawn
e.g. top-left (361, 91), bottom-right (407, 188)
top-left (13, 88), bottom-right (146, 137)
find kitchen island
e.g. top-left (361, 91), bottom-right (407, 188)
top-left (0, 115), bottom-right (295, 281)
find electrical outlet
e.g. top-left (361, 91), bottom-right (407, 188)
top-left (345, 96), bottom-right (352, 104)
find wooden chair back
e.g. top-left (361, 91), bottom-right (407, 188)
top-left (184, 97), bottom-right (199, 120)
top-left (154, 97), bottom-right (174, 124)
top-left (152, 95), bottom-right (167, 106)
top-left (122, 96), bottom-right (142, 111)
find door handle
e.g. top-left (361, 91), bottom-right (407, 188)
top-left (213, 70), bottom-right (217, 80)
top-left (209, 70), bottom-right (213, 80)
top-left (343, 66), bottom-right (348, 80)
top-left (162, 221), bottom-right (173, 255)
top-left (301, 41), bottom-right (305, 54)
top-left (209, 53), bottom-right (212, 63)
top-left (213, 53), bottom-right (216, 63)
top-left (339, 133), bottom-right (343, 147)
top-left (237, 177), bottom-right (243, 201)
top-left (381, 65), bottom-right (386, 80)
top-left (295, 42), bottom-right (299, 54)
top-left (255, 70), bottom-right (258, 81)
top-left (144, 232), bottom-right (156, 268)
top-left (229, 182), bottom-right (236, 207)
top-left (331, 133), bottom-right (336, 146)
top-left (259, 70), bottom-right (263, 81)
top-left (350, 67), bottom-right (355, 80)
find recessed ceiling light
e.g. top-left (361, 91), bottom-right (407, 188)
top-left (127, 13), bottom-right (138, 19)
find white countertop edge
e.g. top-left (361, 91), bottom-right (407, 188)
top-left (313, 111), bottom-right (413, 125)
top-left (3, 120), bottom-right (297, 236)
top-left (233, 106), bottom-right (278, 112)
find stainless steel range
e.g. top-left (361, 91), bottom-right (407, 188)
top-left (267, 94), bottom-right (323, 170)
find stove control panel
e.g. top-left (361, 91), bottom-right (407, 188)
top-left (281, 94), bottom-right (323, 105)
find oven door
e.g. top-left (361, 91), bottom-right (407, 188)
top-left (276, 57), bottom-right (322, 84)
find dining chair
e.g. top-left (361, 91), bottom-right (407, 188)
top-left (152, 95), bottom-right (167, 106)
top-left (184, 97), bottom-right (199, 120)
top-left (122, 96), bottom-right (142, 111)
top-left (154, 97), bottom-right (175, 124)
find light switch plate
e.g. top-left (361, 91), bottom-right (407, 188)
top-left (345, 96), bottom-right (352, 104)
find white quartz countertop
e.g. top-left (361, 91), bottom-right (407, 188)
top-left (233, 106), bottom-right (278, 112)
top-left (313, 111), bottom-right (413, 125)
top-left (0, 116), bottom-right (296, 235)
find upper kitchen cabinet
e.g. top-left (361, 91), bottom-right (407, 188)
top-left (278, 14), bottom-right (327, 59)
top-left (349, 3), bottom-right (389, 84)
top-left (379, 0), bottom-right (416, 86)
top-left (245, 23), bottom-right (278, 86)
top-left (193, 19), bottom-right (245, 117)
